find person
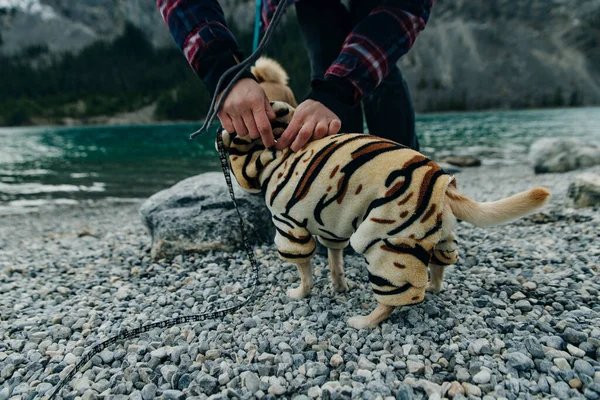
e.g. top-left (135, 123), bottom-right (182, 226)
top-left (156, 0), bottom-right (433, 152)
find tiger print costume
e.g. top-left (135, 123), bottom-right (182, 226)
top-left (221, 102), bottom-right (549, 327)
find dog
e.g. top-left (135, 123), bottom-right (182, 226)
top-left (219, 102), bottom-right (550, 328)
top-left (251, 57), bottom-right (298, 107)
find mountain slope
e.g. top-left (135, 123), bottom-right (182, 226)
top-left (402, 0), bottom-right (600, 110)
top-left (1, 0), bottom-right (599, 116)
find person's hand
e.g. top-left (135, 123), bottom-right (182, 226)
top-left (274, 100), bottom-right (341, 152)
top-left (217, 78), bottom-right (277, 147)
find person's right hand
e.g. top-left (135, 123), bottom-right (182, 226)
top-left (216, 78), bottom-right (277, 148)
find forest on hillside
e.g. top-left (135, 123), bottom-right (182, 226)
top-left (0, 19), bottom-right (311, 126)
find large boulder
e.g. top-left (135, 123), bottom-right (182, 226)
top-left (139, 172), bottom-right (274, 260)
top-left (529, 138), bottom-right (600, 174)
top-left (567, 173), bottom-right (600, 208)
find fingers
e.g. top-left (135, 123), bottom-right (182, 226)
top-left (264, 97), bottom-right (276, 121)
top-left (313, 120), bottom-right (329, 140)
top-left (242, 111), bottom-right (260, 140)
top-left (276, 117), bottom-right (302, 150)
top-left (219, 113), bottom-right (235, 134)
top-left (231, 116), bottom-right (248, 137)
top-left (291, 123), bottom-right (315, 152)
top-left (254, 104), bottom-right (275, 148)
top-left (329, 118), bottom-right (341, 135)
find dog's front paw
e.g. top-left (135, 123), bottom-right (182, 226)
top-left (426, 282), bottom-right (443, 294)
top-left (348, 315), bottom-right (378, 329)
top-left (332, 278), bottom-right (348, 293)
top-left (287, 285), bottom-right (310, 300)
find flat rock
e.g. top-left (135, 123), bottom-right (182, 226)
top-left (439, 155), bottom-right (482, 167)
top-left (567, 173), bottom-right (600, 208)
top-left (139, 172), bottom-right (274, 259)
top-left (529, 138), bottom-right (600, 174)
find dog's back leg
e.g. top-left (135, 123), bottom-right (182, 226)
top-left (317, 236), bottom-right (350, 293)
top-left (349, 238), bottom-right (434, 328)
top-left (427, 231), bottom-right (459, 293)
top-left (273, 214), bottom-right (316, 299)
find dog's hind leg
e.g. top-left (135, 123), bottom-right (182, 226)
top-left (317, 236), bottom-right (350, 294)
top-left (350, 237), bottom-right (434, 328)
top-left (427, 232), bottom-right (459, 293)
top-left (426, 264), bottom-right (445, 294)
top-left (273, 215), bottom-right (317, 300)
top-left (348, 303), bottom-right (394, 329)
top-left (288, 261), bottom-right (313, 299)
top-left (327, 248), bottom-right (348, 293)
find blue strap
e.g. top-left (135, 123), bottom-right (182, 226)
top-left (253, 0), bottom-right (263, 51)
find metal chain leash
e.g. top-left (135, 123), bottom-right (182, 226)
top-left (44, 1), bottom-right (291, 397)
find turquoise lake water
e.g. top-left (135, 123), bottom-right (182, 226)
top-left (1, 107), bottom-right (599, 214)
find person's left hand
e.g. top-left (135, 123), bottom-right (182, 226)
top-left (274, 100), bottom-right (341, 152)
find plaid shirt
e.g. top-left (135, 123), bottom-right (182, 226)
top-left (157, 0), bottom-right (433, 102)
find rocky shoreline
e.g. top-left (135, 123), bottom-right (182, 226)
top-left (1, 164), bottom-right (599, 399)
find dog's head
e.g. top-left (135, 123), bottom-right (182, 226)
top-left (218, 101), bottom-right (295, 192)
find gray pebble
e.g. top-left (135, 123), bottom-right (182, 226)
top-left (196, 371), bottom-right (218, 394)
top-left (504, 352), bottom-right (534, 371)
top-left (241, 372), bottom-right (260, 394)
top-left (141, 383), bottom-right (156, 400)
top-left (524, 337), bottom-right (545, 359)
top-left (564, 328), bottom-right (587, 345)
top-left (551, 381), bottom-right (570, 399)
top-left (575, 360), bottom-right (595, 377)
top-left (162, 389), bottom-right (185, 400)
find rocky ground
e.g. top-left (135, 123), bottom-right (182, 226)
top-left (1, 165), bottom-right (599, 400)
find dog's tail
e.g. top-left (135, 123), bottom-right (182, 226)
top-left (251, 57), bottom-right (289, 85)
top-left (446, 185), bottom-right (550, 228)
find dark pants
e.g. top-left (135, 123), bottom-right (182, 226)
top-left (295, 0), bottom-right (419, 150)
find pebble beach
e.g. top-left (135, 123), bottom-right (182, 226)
top-left (1, 164), bottom-right (599, 400)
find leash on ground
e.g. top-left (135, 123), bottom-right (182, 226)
top-left (45, 1), bottom-right (289, 398)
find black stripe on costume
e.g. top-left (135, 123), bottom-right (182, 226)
top-left (382, 239), bottom-right (431, 266)
top-left (280, 213), bottom-right (308, 228)
top-left (318, 228), bottom-right (344, 239)
top-left (431, 254), bottom-right (451, 266)
top-left (363, 238), bottom-right (380, 253)
top-left (387, 170), bottom-right (446, 236)
top-left (260, 149), bottom-right (294, 192)
top-left (270, 155), bottom-right (304, 206)
top-left (278, 249), bottom-right (315, 259)
top-left (361, 158), bottom-right (430, 222)
top-left (275, 227), bottom-right (313, 244)
top-left (273, 214), bottom-right (294, 229)
top-left (372, 283), bottom-right (413, 296)
top-left (286, 136), bottom-right (366, 212)
top-left (241, 151), bottom-right (260, 189)
top-left (271, 121), bottom-right (289, 131)
top-left (232, 137), bottom-right (253, 146)
top-left (368, 272), bottom-right (395, 287)
top-left (274, 107), bottom-right (290, 118)
top-left (421, 220), bottom-right (442, 240)
top-left (313, 140), bottom-right (404, 224)
top-left (319, 236), bottom-right (349, 243)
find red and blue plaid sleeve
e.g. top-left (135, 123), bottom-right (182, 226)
top-left (326, 0), bottom-right (434, 101)
top-left (156, 0), bottom-right (253, 96)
